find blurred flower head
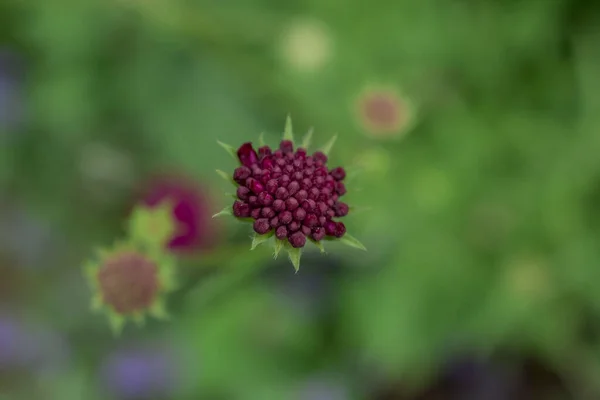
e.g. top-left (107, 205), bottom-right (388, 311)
top-left (355, 86), bottom-right (415, 139)
top-left (100, 343), bottom-right (179, 400)
top-left (83, 240), bottom-right (176, 333)
top-left (139, 173), bottom-right (218, 254)
top-left (279, 18), bottom-right (333, 73)
top-left (0, 48), bottom-right (23, 133)
top-left (0, 314), bottom-right (26, 370)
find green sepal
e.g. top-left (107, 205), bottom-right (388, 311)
top-left (149, 300), bottom-right (169, 320)
top-left (338, 233), bottom-right (367, 251)
top-left (235, 217), bottom-right (255, 223)
top-left (126, 201), bottom-right (176, 248)
top-left (216, 140), bottom-right (238, 162)
top-left (212, 207), bottom-right (232, 218)
top-left (225, 192), bottom-right (238, 200)
top-left (273, 238), bottom-right (285, 259)
top-left (301, 128), bottom-right (314, 149)
top-left (216, 169), bottom-right (237, 188)
top-left (258, 132), bottom-right (266, 147)
top-left (319, 134), bottom-right (338, 156)
top-left (283, 114), bottom-right (294, 144)
top-left (251, 231), bottom-right (274, 250)
top-left (286, 244), bottom-right (302, 273)
top-left (108, 313), bottom-right (126, 336)
top-left (348, 205), bottom-right (373, 215)
top-left (308, 238), bottom-right (326, 253)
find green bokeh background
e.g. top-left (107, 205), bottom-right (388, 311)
top-left (2, 0), bottom-right (600, 399)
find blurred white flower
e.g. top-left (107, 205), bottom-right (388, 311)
top-left (279, 18), bottom-right (333, 73)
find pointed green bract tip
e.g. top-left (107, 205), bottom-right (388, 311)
top-left (212, 207), bottom-right (232, 218)
top-left (216, 169), bottom-right (237, 188)
top-left (301, 128), bottom-right (314, 149)
top-left (258, 132), bottom-right (266, 147)
top-left (320, 134), bottom-right (338, 156)
top-left (286, 245), bottom-right (302, 272)
top-left (251, 231), bottom-right (274, 250)
top-left (283, 114), bottom-right (294, 143)
top-left (127, 201), bottom-right (176, 248)
top-left (216, 140), bottom-right (238, 161)
top-left (339, 233), bottom-right (367, 251)
top-left (109, 313), bottom-right (125, 336)
top-left (273, 239), bottom-right (284, 259)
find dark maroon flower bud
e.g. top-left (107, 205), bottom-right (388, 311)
top-left (288, 231), bottom-right (306, 248)
top-left (279, 211), bottom-right (293, 225)
top-left (326, 198), bottom-right (335, 207)
top-left (260, 170), bottom-right (271, 184)
top-left (301, 178), bottom-right (313, 190)
top-left (251, 165), bottom-right (262, 177)
top-left (312, 227), bottom-right (326, 241)
top-left (237, 143), bottom-right (258, 167)
top-left (305, 157), bottom-right (314, 167)
top-left (266, 179), bottom-right (278, 194)
top-left (258, 191), bottom-right (274, 206)
top-left (270, 217), bottom-right (279, 227)
top-left (318, 216), bottom-right (327, 226)
top-left (248, 196), bottom-right (259, 207)
top-left (334, 202), bottom-right (349, 217)
top-left (236, 186), bottom-right (250, 200)
top-left (330, 167), bottom-right (346, 181)
top-left (317, 202), bottom-right (328, 215)
top-left (296, 190), bottom-right (308, 202)
top-left (280, 140), bottom-right (294, 153)
top-left (293, 208), bottom-right (306, 221)
top-left (326, 209), bottom-right (335, 218)
top-left (288, 221), bottom-right (301, 232)
top-left (258, 146), bottom-right (272, 158)
top-left (324, 180), bottom-right (336, 191)
top-left (250, 208), bottom-right (261, 219)
top-left (313, 151), bottom-right (328, 163)
top-left (304, 167), bottom-right (315, 176)
top-left (233, 201), bottom-right (251, 217)
top-left (286, 197), bottom-right (300, 211)
top-left (279, 175), bottom-right (291, 188)
top-left (334, 221), bottom-right (346, 238)
top-left (275, 157), bottom-right (286, 166)
top-left (275, 225), bottom-right (288, 240)
top-left (273, 199), bottom-right (286, 212)
top-left (332, 193), bottom-right (339, 202)
top-left (301, 199), bottom-right (316, 212)
top-left (275, 187), bottom-right (289, 200)
top-left (233, 166), bottom-right (251, 183)
top-left (324, 220), bottom-right (337, 236)
top-left (286, 152), bottom-right (295, 160)
top-left (296, 148), bottom-right (307, 159)
top-left (248, 179), bottom-right (264, 195)
top-left (292, 159), bottom-right (303, 170)
top-left (314, 176), bottom-right (325, 188)
top-left (284, 164), bottom-right (294, 175)
top-left (287, 181), bottom-right (300, 195)
top-left (335, 182), bottom-right (346, 196)
top-left (293, 171), bottom-right (304, 181)
top-left (304, 213), bottom-right (318, 228)
top-left (273, 165), bottom-right (282, 173)
top-left (260, 157), bottom-right (274, 170)
top-left (301, 225), bottom-right (312, 236)
top-left (253, 218), bottom-right (271, 234)
top-left (261, 207), bottom-right (275, 219)
top-left (317, 193), bottom-right (328, 202)
top-left (309, 187), bottom-right (320, 200)
top-left (314, 167), bottom-right (328, 177)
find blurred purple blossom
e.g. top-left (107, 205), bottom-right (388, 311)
top-left (100, 344), bottom-right (179, 400)
top-left (0, 49), bottom-right (23, 133)
top-left (0, 314), bottom-right (27, 370)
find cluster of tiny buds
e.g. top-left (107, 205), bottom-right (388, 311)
top-left (232, 140), bottom-right (349, 248)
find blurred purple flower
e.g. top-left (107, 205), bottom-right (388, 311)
top-left (100, 344), bottom-right (179, 400)
top-left (136, 173), bottom-right (219, 255)
top-left (0, 314), bottom-right (26, 369)
top-left (0, 49), bottom-right (23, 132)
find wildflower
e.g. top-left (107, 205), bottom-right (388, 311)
top-left (214, 116), bottom-right (366, 271)
top-left (83, 239), bottom-right (176, 334)
top-left (100, 343), bottom-right (179, 400)
top-left (355, 85), bottom-right (416, 138)
top-left (134, 174), bottom-right (218, 254)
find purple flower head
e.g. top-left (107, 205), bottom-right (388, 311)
top-left (100, 344), bottom-right (179, 400)
top-left (231, 141), bottom-right (349, 247)
top-left (140, 174), bottom-right (219, 254)
top-left (0, 314), bottom-right (26, 369)
top-left (355, 86), bottom-right (414, 138)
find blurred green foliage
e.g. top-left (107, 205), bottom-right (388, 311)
top-left (3, 0), bottom-right (600, 399)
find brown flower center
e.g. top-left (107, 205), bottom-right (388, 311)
top-left (97, 251), bottom-right (159, 314)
